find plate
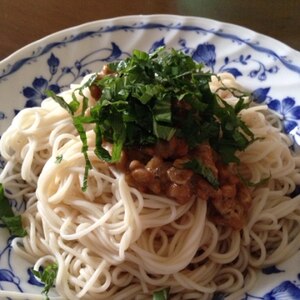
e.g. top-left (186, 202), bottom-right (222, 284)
top-left (0, 14), bottom-right (300, 299)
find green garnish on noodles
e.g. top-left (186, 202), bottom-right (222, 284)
top-left (0, 183), bottom-right (27, 237)
top-left (48, 48), bottom-right (254, 190)
top-left (32, 263), bottom-right (58, 300)
top-left (152, 287), bottom-right (170, 300)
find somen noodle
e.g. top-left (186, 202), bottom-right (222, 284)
top-left (0, 49), bottom-right (299, 300)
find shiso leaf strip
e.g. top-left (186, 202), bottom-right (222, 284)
top-left (47, 47), bottom-right (254, 189)
top-left (0, 183), bottom-right (27, 237)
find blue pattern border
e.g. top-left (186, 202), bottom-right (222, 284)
top-left (1, 22), bottom-right (300, 81)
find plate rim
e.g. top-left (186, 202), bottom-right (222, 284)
top-left (1, 14), bottom-right (300, 67)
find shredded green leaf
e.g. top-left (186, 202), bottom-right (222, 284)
top-left (32, 263), bottom-right (58, 300)
top-left (73, 116), bottom-right (93, 191)
top-left (152, 287), bottom-right (170, 300)
top-left (0, 183), bottom-right (27, 237)
top-left (45, 90), bottom-right (79, 115)
top-left (184, 159), bottom-right (220, 189)
top-left (73, 74), bottom-right (98, 116)
top-left (0, 183), bottom-right (14, 218)
top-left (47, 48), bottom-right (255, 189)
top-left (1, 215), bottom-right (27, 237)
top-left (55, 155), bottom-right (63, 164)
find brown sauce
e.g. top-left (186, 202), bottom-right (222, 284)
top-left (114, 138), bottom-right (251, 230)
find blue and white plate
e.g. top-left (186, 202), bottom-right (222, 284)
top-left (0, 14), bottom-right (300, 299)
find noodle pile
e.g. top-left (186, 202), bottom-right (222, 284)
top-left (0, 73), bottom-right (300, 300)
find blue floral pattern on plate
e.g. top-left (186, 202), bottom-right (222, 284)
top-left (0, 15), bottom-right (300, 299)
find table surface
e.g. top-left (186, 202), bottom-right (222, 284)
top-left (0, 0), bottom-right (299, 61)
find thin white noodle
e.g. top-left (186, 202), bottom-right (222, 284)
top-left (0, 72), bottom-right (299, 299)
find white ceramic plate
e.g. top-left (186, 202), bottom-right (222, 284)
top-left (0, 14), bottom-right (300, 299)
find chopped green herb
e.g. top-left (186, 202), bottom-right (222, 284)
top-left (1, 215), bottom-right (27, 237)
top-left (153, 287), bottom-right (170, 300)
top-left (45, 90), bottom-right (79, 116)
top-left (48, 48), bottom-right (255, 189)
top-left (72, 73), bottom-right (98, 116)
top-left (32, 263), bottom-right (58, 300)
top-left (0, 183), bottom-right (26, 237)
top-left (55, 155), bottom-right (63, 164)
top-left (45, 74), bottom-right (97, 117)
top-left (73, 116), bottom-right (93, 191)
top-left (0, 183), bottom-right (14, 218)
top-left (184, 159), bottom-right (220, 189)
